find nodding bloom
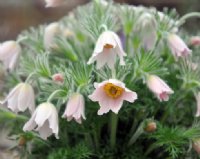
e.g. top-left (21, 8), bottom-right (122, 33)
top-left (45, 0), bottom-right (63, 7)
top-left (1, 83), bottom-right (35, 114)
top-left (195, 92), bottom-right (200, 117)
top-left (88, 79), bottom-right (137, 115)
top-left (44, 22), bottom-right (60, 50)
top-left (52, 73), bottom-right (64, 83)
top-left (62, 93), bottom-right (86, 124)
top-left (167, 34), bottom-right (192, 59)
top-left (23, 102), bottom-right (59, 140)
top-left (87, 31), bottom-right (126, 69)
top-left (147, 75), bottom-right (174, 102)
top-left (0, 41), bottom-right (21, 71)
top-left (193, 138), bottom-right (200, 154)
top-left (190, 36), bottom-right (200, 46)
top-left (135, 13), bottom-right (157, 50)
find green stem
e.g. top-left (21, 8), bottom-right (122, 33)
top-left (178, 12), bottom-right (200, 26)
top-left (128, 122), bottom-right (144, 146)
top-left (25, 72), bottom-right (37, 83)
top-left (47, 89), bottom-right (66, 103)
top-left (110, 112), bottom-right (118, 149)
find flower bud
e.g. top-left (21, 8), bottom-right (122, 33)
top-left (144, 121), bottom-right (157, 133)
top-left (52, 73), bottom-right (64, 83)
top-left (45, 0), bottom-right (64, 7)
top-left (18, 136), bottom-right (26, 146)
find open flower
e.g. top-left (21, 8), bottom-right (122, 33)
top-left (195, 92), bottom-right (200, 117)
top-left (167, 34), bottom-right (192, 59)
top-left (44, 22), bottom-right (61, 50)
top-left (88, 79), bottom-right (137, 115)
top-left (0, 40), bottom-right (21, 71)
top-left (87, 31), bottom-right (126, 69)
top-left (62, 93), bottom-right (86, 124)
top-left (147, 75), bottom-right (174, 101)
top-left (23, 102), bottom-right (59, 140)
top-left (1, 83), bottom-right (35, 113)
top-left (45, 0), bottom-right (63, 7)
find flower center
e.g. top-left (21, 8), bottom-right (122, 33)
top-left (103, 83), bottom-right (124, 98)
top-left (104, 44), bottom-right (114, 49)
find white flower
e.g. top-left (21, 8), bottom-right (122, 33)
top-left (147, 75), bottom-right (174, 101)
top-left (87, 31), bottom-right (126, 69)
top-left (62, 93), bottom-right (86, 124)
top-left (88, 79), bottom-right (137, 115)
top-left (195, 92), bottom-right (200, 117)
top-left (167, 34), bottom-right (192, 59)
top-left (135, 13), bottom-right (157, 50)
top-left (44, 22), bottom-right (61, 50)
top-left (23, 102), bottom-right (59, 140)
top-left (1, 83), bottom-right (35, 113)
top-left (0, 40), bottom-right (21, 71)
top-left (45, 0), bottom-right (63, 7)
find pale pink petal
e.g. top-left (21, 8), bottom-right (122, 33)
top-left (122, 89), bottom-right (138, 102)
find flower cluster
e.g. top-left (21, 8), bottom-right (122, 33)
top-left (0, 1), bottom-right (200, 148)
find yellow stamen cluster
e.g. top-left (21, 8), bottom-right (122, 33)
top-left (103, 83), bottom-right (124, 98)
top-left (104, 44), bottom-right (114, 49)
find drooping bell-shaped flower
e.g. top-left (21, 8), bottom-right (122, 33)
top-left (44, 22), bottom-right (61, 50)
top-left (147, 75), bottom-right (174, 101)
top-left (45, 0), bottom-right (63, 7)
top-left (88, 79), bottom-right (137, 115)
top-left (87, 31), bottom-right (126, 69)
top-left (135, 13), bottom-right (157, 50)
top-left (62, 93), bottom-right (86, 124)
top-left (167, 34), bottom-right (192, 59)
top-left (0, 40), bottom-right (21, 71)
top-left (195, 92), bottom-right (200, 117)
top-left (23, 102), bottom-right (59, 140)
top-left (1, 83), bottom-right (35, 114)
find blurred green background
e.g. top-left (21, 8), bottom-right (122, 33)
top-left (0, 0), bottom-right (199, 41)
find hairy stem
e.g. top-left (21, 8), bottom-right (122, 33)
top-left (110, 112), bottom-right (118, 149)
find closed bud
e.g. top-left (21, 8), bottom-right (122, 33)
top-left (144, 121), bottom-right (157, 133)
top-left (18, 136), bottom-right (26, 146)
top-left (52, 73), bottom-right (64, 83)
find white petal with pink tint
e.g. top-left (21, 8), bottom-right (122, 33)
top-left (88, 79), bottom-right (137, 115)
top-left (195, 92), bottom-right (200, 117)
top-left (87, 31), bottom-right (126, 69)
top-left (45, 0), bottom-right (63, 7)
top-left (167, 34), bottom-right (192, 58)
top-left (147, 75), bottom-right (174, 102)
top-left (1, 83), bottom-right (35, 114)
top-left (0, 41), bottom-right (21, 71)
top-left (23, 102), bottom-right (59, 140)
top-left (62, 93), bottom-right (86, 124)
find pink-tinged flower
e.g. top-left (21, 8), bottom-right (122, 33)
top-left (62, 93), bottom-right (86, 124)
top-left (23, 102), bottom-right (59, 140)
top-left (190, 36), bottom-right (200, 46)
top-left (0, 41), bottom-right (21, 71)
top-left (88, 79), bottom-right (137, 115)
top-left (147, 75), bottom-right (174, 101)
top-left (87, 31), bottom-right (126, 69)
top-left (193, 138), bottom-right (200, 154)
top-left (44, 22), bottom-right (60, 50)
top-left (167, 34), bottom-right (192, 58)
top-left (52, 73), bottom-right (64, 83)
top-left (45, 0), bottom-right (63, 7)
top-left (1, 83), bottom-right (35, 114)
top-left (195, 92), bottom-right (200, 117)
